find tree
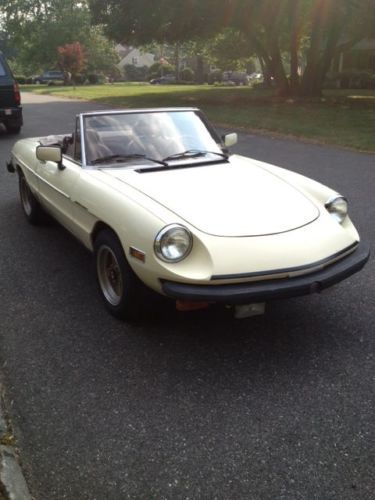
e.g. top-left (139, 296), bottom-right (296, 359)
top-left (57, 41), bottom-right (86, 82)
top-left (300, 0), bottom-right (375, 96)
top-left (204, 28), bottom-right (256, 72)
top-left (89, 0), bottom-right (375, 97)
top-left (225, 0), bottom-right (375, 96)
top-left (0, 0), bottom-right (119, 77)
top-left (85, 28), bottom-right (120, 76)
top-left (0, 0), bottom-right (91, 73)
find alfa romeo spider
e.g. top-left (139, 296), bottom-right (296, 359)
top-left (7, 108), bottom-right (370, 319)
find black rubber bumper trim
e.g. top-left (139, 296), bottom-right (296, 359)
top-left (161, 241), bottom-right (370, 304)
top-left (0, 107), bottom-right (23, 121)
top-left (6, 160), bottom-right (15, 173)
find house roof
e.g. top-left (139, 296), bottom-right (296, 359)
top-left (352, 38), bottom-right (375, 51)
top-left (115, 44), bottom-right (134, 58)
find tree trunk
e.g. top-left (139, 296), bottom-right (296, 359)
top-left (299, 0), bottom-right (325, 97)
top-left (289, 0), bottom-right (300, 93)
top-left (257, 56), bottom-right (270, 87)
top-left (195, 54), bottom-right (204, 84)
top-left (247, 34), bottom-right (274, 89)
top-left (317, 24), bottom-right (342, 86)
top-left (299, 0), bottom-right (343, 97)
top-left (174, 43), bottom-right (180, 81)
top-left (268, 33), bottom-right (290, 96)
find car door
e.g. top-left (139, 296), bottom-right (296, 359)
top-left (36, 119), bottom-right (83, 235)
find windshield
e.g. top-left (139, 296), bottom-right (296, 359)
top-left (83, 110), bottom-right (223, 166)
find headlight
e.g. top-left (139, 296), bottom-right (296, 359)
top-left (154, 224), bottom-right (193, 262)
top-left (325, 195), bottom-right (348, 224)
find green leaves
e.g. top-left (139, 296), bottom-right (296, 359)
top-left (1, 0), bottom-right (120, 76)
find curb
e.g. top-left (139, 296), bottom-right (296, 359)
top-left (0, 389), bottom-right (32, 500)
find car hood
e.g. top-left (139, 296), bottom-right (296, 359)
top-left (103, 155), bottom-right (320, 237)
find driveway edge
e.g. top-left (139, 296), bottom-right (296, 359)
top-left (0, 389), bottom-right (32, 500)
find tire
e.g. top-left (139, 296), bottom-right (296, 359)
top-left (18, 172), bottom-right (42, 224)
top-left (94, 229), bottom-right (144, 320)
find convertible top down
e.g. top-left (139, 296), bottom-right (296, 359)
top-left (7, 107), bottom-right (370, 319)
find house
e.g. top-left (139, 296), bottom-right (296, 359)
top-left (115, 45), bottom-right (155, 71)
top-left (331, 38), bottom-right (375, 73)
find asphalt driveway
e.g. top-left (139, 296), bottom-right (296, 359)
top-left (0, 93), bottom-right (374, 500)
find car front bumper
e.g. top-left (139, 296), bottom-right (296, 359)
top-left (161, 241), bottom-right (370, 304)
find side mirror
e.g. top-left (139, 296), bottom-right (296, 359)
top-left (36, 145), bottom-right (64, 170)
top-left (223, 133), bottom-right (238, 148)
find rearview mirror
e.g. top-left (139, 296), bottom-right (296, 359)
top-left (223, 133), bottom-right (238, 148)
top-left (36, 145), bottom-right (64, 170)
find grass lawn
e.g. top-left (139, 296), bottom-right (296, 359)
top-left (21, 83), bottom-right (375, 152)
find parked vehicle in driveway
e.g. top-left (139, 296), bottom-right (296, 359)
top-left (150, 74), bottom-right (176, 84)
top-left (34, 70), bottom-right (65, 84)
top-left (222, 71), bottom-right (250, 85)
top-left (0, 51), bottom-right (23, 134)
top-left (7, 107), bottom-right (370, 320)
top-left (248, 72), bottom-right (263, 82)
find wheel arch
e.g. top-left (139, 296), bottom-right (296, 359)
top-left (15, 164), bottom-right (24, 176)
top-left (91, 221), bottom-right (121, 248)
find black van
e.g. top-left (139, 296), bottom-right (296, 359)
top-left (0, 51), bottom-right (23, 134)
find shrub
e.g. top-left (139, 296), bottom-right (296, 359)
top-left (73, 74), bottom-right (86, 84)
top-left (175, 80), bottom-right (195, 85)
top-left (148, 62), bottom-right (175, 80)
top-left (123, 64), bottom-right (148, 82)
top-left (87, 73), bottom-right (99, 84)
top-left (180, 67), bottom-right (194, 81)
top-left (252, 81), bottom-right (272, 90)
top-left (369, 74), bottom-right (375, 89)
top-left (358, 70), bottom-right (375, 89)
top-left (328, 69), bottom-right (375, 89)
top-left (15, 75), bottom-right (26, 84)
top-left (208, 70), bottom-right (223, 84)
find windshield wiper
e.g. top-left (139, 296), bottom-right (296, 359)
top-left (91, 154), bottom-right (167, 166)
top-left (162, 149), bottom-right (228, 162)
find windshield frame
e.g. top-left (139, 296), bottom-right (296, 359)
top-left (79, 108), bottom-right (224, 168)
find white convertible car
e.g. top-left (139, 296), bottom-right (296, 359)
top-left (7, 108), bottom-right (369, 319)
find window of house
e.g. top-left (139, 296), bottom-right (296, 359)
top-left (132, 57), bottom-right (138, 65)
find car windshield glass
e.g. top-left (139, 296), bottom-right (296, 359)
top-left (0, 61), bottom-right (6, 76)
top-left (83, 110), bottom-right (223, 166)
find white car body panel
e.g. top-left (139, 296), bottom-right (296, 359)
top-left (9, 108), bottom-right (367, 307)
top-left (12, 136), bottom-right (359, 294)
top-left (103, 156), bottom-right (320, 237)
top-left (36, 156), bottom-right (82, 235)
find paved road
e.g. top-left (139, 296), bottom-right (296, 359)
top-left (0, 93), bottom-right (374, 500)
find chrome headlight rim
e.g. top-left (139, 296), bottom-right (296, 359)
top-left (325, 195), bottom-right (348, 224)
top-left (154, 224), bottom-right (193, 263)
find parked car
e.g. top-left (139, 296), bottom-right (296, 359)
top-left (222, 71), bottom-right (250, 85)
top-left (0, 51), bottom-right (23, 134)
top-left (7, 108), bottom-right (370, 320)
top-left (150, 74), bottom-right (176, 84)
top-left (248, 72), bottom-right (263, 82)
top-left (34, 70), bottom-right (65, 84)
